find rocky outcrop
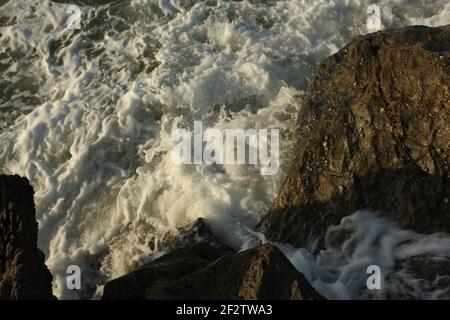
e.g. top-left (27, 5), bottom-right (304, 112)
top-left (259, 25), bottom-right (450, 249)
top-left (103, 221), bottom-right (323, 300)
top-left (102, 221), bottom-right (233, 300)
top-left (155, 243), bottom-right (324, 300)
top-left (0, 175), bottom-right (54, 300)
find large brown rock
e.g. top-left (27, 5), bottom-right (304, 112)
top-left (0, 175), bottom-right (54, 299)
top-left (260, 25), bottom-right (450, 249)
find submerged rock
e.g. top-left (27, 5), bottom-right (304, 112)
top-left (260, 25), bottom-right (450, 249)
top-left (0, 175), bottom-right (54, 300)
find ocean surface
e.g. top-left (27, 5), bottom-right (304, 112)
top-left (0, 0), bottom-right (449, 299)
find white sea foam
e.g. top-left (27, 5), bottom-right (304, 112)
top-left (0, 0), bottom-right (449, 299)
top-left (239, 211), bottom-right (450, 299)
top-left (275, 211), bottom-right (450, 300)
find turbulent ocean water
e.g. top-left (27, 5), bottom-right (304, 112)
top-left (0, 0), bottom-right (449, 299)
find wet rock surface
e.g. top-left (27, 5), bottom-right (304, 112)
top-left (102, 224), bottom-right (233, 300)
top-left (158, 243), bottom-right (324, 300)
top-left (102, 220), bottom-right (322, 300)
top-left (0, 175), bottom-right (54, 300)
top-left (259, 25), bottom-right (450, 249)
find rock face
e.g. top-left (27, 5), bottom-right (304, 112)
top-left (0, 175), bottom-right (54, 300)
top-left (260, 25), bottom-right (450, 249)
top-left (103, 241), bottom-right (323, 300)
top-left (159, 244), bottom-right (324, 300)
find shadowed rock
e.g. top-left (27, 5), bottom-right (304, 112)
top-left (102, 218), bottom-right (234, 299)
top-left (158, 243), bottom-right (324, 300)
top-left (102, 220), bottom-right (323, 300)
top-left (0, 175), bottom-right (54, 300)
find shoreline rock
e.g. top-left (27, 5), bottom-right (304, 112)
top-left (259, 25), bottom-right (450, 249)
top-left (102, 240), bottom-right (323, 300)
top-left (0, 175), bottom-right (54, 300)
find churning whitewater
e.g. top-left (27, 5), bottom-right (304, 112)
top-left (1, 0), bottom-right (450, 299)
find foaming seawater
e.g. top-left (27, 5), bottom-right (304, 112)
top-left (242, 211), bottom-right (450, 300)
top-left (0, 0), bottom-right (449, 299)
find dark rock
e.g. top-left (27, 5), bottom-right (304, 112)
top-left (161, 244), bottom-right (324, 300)
top-left (102, 231), bottom-right (323, 300)
top-left (0, 175), bottom-right (54, 300)
top-left (259, 25), bottom-right (450, 249)
top-left (102, 239), bottom-right (233, 299)
top-left (152, 217), bottom-right (229, 252)
top-left (102, 218), bottom-right (234, 299)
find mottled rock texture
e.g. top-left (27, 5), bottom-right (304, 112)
top-left (0, 175), bottom-right (54, 300)
top-left (260, 25), bottom-right (450, 249)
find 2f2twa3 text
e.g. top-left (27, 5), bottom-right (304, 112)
top-left (176, 304), bottom-right (273, 317)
